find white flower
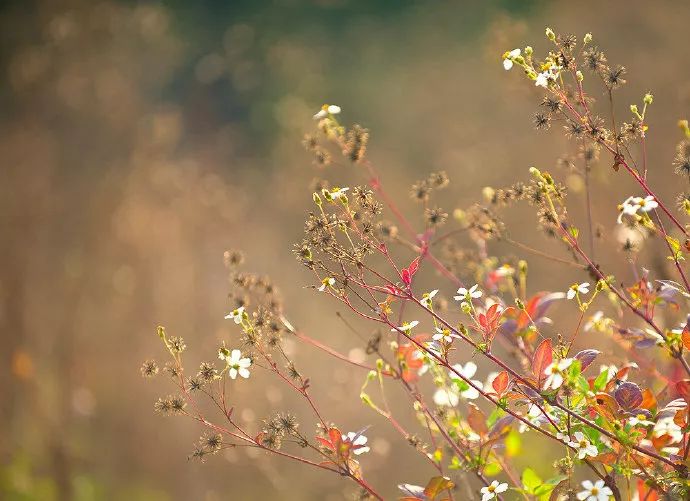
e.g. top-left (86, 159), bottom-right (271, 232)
top-left (421, 289), bottom-right (439, 309)
top-left (318, 277), bottom-right (335, 291)
top-left (518, 404), bottom-right (552, 433)
top-left (450, 362), bottom-right (483, 399)
top-left (566, 282), bottom-right (590, 300)
top-left (503, 48), bottom-right (521, 70)
top-left (535, 71), bottom-right (550, 88)
top-left (543, 358), bottom-right (573, 390)
top-left (654, 416), bottom-right (683, 443)
top-left (224, 306), bottom-right (245, 324)
top-left (226, 349), bottom-right (251, 379)
top-left (635, 195), bottom-right (658, 212)
top-left (584, 311), bottom-right (606, 332)
top-left (434, 362), bottom-right (483, 406)
top-left (628, 413), bottom-right (654, 427)
top-left (577, 479), bottom-right (613, 501)
top-left (392, 320), bottom-right (419, 333)
top-left (617, 195), bottom-right (657, 223)
top-left (616, 196), bottom-right (638, 223)
top-left (342, 431), bottom-right (370, 455)
top-left (328, 187), bottom-right (350, 200)
top-left (313, 104), bottom-right (341, 120)
top-left (535, 64), bottom-right (562, 88)
top-left (432, 327), bottom-right (453, 343)
top-left (433, 387), bottom-right (460, 407)
top-left (481, 480), bottom-right (508, 501)
top-left (568, 431), bottom-right (598, 459)
top-left (398, 484), bottom-right (426, 498)
top-left (454, 284), bottom-right (482, 301)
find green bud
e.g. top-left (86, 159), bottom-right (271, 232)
top-left (515, 298), bottom-right (525, 310)
top-left (643, 93), bottom-right (653, 105)
top-left (376, 358), bottom-right (384, 371)
top-left (524, 46), bottom-right (533, 56)
top-left (313, 192), bottom-right (322, 206)
top-left (461, 301), bottom-right (471, 314)
top-left (367, 370), bottom-right (377, 381)
top-left (630, 104), bottom-right (639, 114)
top-left (518, 260), bottom-right (528, 275)
top-left (545, 27), bottom-right (556, 41)
top-left (360, 392), bottom-right (375, 407)
top-left (576, 70), bottom-right (583, 82)
top-left (583, 33), bottom-right (592, 44)
top-left (529, 166), bottom-right (542, 179)
top-left (596, 279), bottom-right (606, 292)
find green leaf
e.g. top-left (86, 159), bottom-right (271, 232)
top-left (522, 467), bottom-right (542, 494)
top-left (593, 367), bottom-right (609, 391)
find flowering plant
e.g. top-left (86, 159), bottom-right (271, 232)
top-left (143, 28), bottom-right (690, 500)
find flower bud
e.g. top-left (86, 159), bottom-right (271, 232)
top-left (583, 33), bottom-right (592, 44)
top-left (545, 27), bottom-right (556, 41)
top-left (630, 104), bottom-right (639, 114)
top-left (524, 46), bottom-right (533, 56)
top-left (643, 93), bottom-right (653, 105)
top-left (576, 70), bottom-right (583, 82)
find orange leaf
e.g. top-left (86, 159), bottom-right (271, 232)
top-left (532, 338), bottom-right (553, 382)
top-left (467, 403), bottom-right (488, 436)
top-left (492, 371), bottom-right (510, 396)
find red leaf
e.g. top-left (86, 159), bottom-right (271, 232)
top-left (401, 257), bottom-right (421, 286)
top-left (492, 371), bottom-right (510, 396)
top-left (316, 437), bottom-right (335, 451)
top-left (532, 338), bottom-right (553, 381)
top-left (408, 257), bottom-right (421, 276)
top-left (676, 380), bottom-right (690, 404)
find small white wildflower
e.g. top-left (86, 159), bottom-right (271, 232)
top-left (577, 479), bottom-right (613, 501)
top-left (313, 104), bottom-right (341, 120)
top-left (432, 326), bottom-right (453, 343)
top-left (503, 48), bottom-right (521, 70)
top-left (481, 480), bottom-right (508, 501)
top-left (628, 413), bottom-right (654, 427)
top-left (654, 416), bottom-right (683, 443)
top-left (634, 195), bottom-right (658, 213)
top-left (328, 186), bottom-right (350, 200)
top-left (342, 431), bottom-right (369, 455)
top-left (568, 431), bottom-right (598, 459)
top-left (454, 284), bottom-right (482, 301)
top-left (318, 277), bottom-right (335, 291)
top-left (421, 289), bottom-right (439, 308)
top-left (566, 282), bottom-right (590, 300)
top-left (616, 196), bottom-right (639, 224)
top-left (392, 320), bottom-right (419, 333)
top-left (449, 362), bottom-right (483, 399)
top-left (224, 306), bottom-right (245, 324)
top-left (543, 358), bottom-right (573, 390)
top-left (535, 71), bottom-right (550, 88)
top-left (226, 349), bottom-right (251, 379)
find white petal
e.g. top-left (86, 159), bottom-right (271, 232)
top-left (238, 367), bottom-right (250, 378)
top-left (229, 368), bottom-right (238, 379)
top-left (327, 105), bottom-right (341, 114)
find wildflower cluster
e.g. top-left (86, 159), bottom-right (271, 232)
top-left (144, 28), bottom-right (690, 500)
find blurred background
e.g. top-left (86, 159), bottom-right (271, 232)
top-left (2, 0), bottom-right (690, 499)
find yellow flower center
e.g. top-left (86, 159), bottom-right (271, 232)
top-left (488, 486), bottom-right (495, 492)
top-left (579, 440), bottom-right (587, 447)
top-left (592, 488), bottom-right (599, 495)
